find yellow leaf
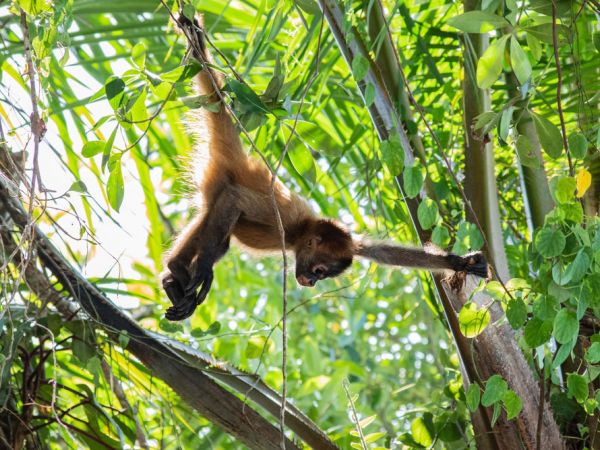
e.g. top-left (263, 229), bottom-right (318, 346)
top-left (576, 168), bottom-right (592, 198)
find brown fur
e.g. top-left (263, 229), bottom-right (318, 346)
top-left (162, 17), bottom-right (488, 321)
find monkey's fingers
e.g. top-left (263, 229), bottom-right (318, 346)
top-left (162, 275), bottom-right (185, 306)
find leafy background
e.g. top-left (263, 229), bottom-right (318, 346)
top-left (0, 0), bottom-right (599, 448)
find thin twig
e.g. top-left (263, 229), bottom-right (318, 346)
top-left (270, 18), bottom-right (325, 446)
top-left (551, 0), bottom-right (574, 177)
top-left (342, 379), bottom-right (367, 450)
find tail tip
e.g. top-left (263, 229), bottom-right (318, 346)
top-left (464, 251), bottom-right (491, 280)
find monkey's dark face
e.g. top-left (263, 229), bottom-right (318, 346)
top-left (294, 221), bottom-right (353, 287)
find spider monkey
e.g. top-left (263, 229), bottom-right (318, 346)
top-left (162, 16), bottom-right (489, 321)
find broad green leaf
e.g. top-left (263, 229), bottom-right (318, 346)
top-left (364, 82), bottom-right (375, 106)
top-left (131, 42), bottom-right (146, 69)
top-left (524, 318), bottom-right (553, 347)
top-left (482, 375), bottom-right (507, 407)
top-left (567, 373), bottom-right (588, 403)
top-left (532, 113), bottom-right (563, 158)
top-left (411, 415), bottom-right (433, 447)
top-left (568, 132), bottom-right (588, 159)
top-left (477, 35), bottom-right (509, 89)
top-left (515, 135), bottom-right (540, 168)
top-left (380, 132), bottom-right (404, 175)
top-left (502, 390), bottom-right (523, 420)
top-left (161, 62), bottom-right (202, 83)
top-left (246, 336), bottom-right (273, 359)
top-left (105, 77), bottom-right (126, 111)
top-left (526, 32), bottom-right (542, 61)
top-left (535, 227), bottom-right (566, 257)
top-left (507, 298), bottom-right (527, 329)
top-left (459, 302), bottom-right (490, 338)
top-left (553, 309), bottom-right (579, 344)
top-left (466, 384), bottom-right (481, 412)
top-left (432, 225), bottom-right (450, 247)
top-left (586, 342), bottom-right (600, 364)
top-left (510, 36), bottom-right (532, 85)
top-left (552, 339), bottom-right (576, 369)
top-left (447, 11), bottom-right (509, 33)
top-left (566, 250), bottom-right (590, 283)
top-left (82, 140), bottom-right (106, 158)
top-left (403, 164), bottom-right (424, 199)
top-left (417, 198), bottom-right (439, 230)
top-left (352, 54), bottom-right (369, 81)
top-left (553, 176), bottom-right (576, 204)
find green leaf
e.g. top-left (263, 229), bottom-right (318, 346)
top-left (586, 342), bottom-right (600, 364)
top-left (68, 181), bottom-right (87, 193)
top-left (411, 415), bottom-right (434, 447)
top-left (567, 373), bottom-right (588, 403)
top-left (380, 132), bottom-right (404, 175)
top-left (352, 54), bottom-right (369, 81)
top-left (474, 111), bottom-right (500, 134)
top-left (159, 318), bottom-right (183, 333)
top-left (552, 339), bottom-right (576, 369)
top-left (447, 11), bottom-right (509, 33)
top-left (466, 384), bottom-right (481, 412)
top-left (417, 198), bottom-right (439, 230)
top-left (566, 250), bottom-right (590, 283)
top-left (246, 336), bottom-right (272, 359)
top-left (526, 32), bottom-right (542, 61)
top-left (364, 82), bottom-right (375, 107)
top-left (506, 298), bottom-right (527, 329)
top-left (510, 36), bottom-right (532, 85)
top-left (535, 227), bottom-right (566, 257)
top-left (82, 140), bottom-right (106, 158)
top-left (107, 157), bottom-right (124, 211)
top-left (482, 375), bottom-right (508, 407)
top-left (553, 309), bottom-right (579, 344)
top-left (403, 164), bottom-right (424, 199)
top-left (105, 77), bottom-right (126, 111)
top-left (431, 225), bottom-right (450, 247)
top-left (553, 176), bottom-right (576, 205)
top-left (226, 80), bottom-right (268, 113)
top-left (131, 42), bottom-right (146, 69)
top-left (532, 113), bottom-right (563, 158)
top-left (502, 390), bottom-right (523, 420)
top-left (459, 302), bottom-right (491, 338)
top-left (524, 317), bottom-right (553, 347)
top-left (161, 62), bottom-right (202, 83)
top-left (533, 295), bottom-right (559, 321)
top-left (477, 35), bottom-right (510, 89)
top-left (568, 132), bottom-right (588, 159)
top-left (515, 135), bottom-right (540, 168)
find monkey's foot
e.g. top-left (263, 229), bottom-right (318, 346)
top-left (164, 268), bottom-right (214, 321)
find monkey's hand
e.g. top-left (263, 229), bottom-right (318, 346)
top-left (163, 263), bottom-right (214, 321)
top-left (448, 252), bottom-right (490, 279)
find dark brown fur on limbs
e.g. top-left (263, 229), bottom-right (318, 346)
top-left (162, 16), bottom-right (490, 321)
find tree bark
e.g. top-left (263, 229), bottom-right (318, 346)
top-left (317, 1), bottom-right (564, 448)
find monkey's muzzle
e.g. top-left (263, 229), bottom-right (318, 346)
top-left (297, 275), bottom-right (316, 287)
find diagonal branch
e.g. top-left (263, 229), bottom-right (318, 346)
top-left (0, 173), bottom-right (338, 450)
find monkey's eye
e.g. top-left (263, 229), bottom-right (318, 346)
top-left (312, 265), bottom-right (327, 278)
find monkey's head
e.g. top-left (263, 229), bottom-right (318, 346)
top-left (294, 220), bottom-right (354, 287)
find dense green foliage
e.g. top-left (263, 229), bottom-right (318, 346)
top-left (0, 0), bottom-right (599, 448)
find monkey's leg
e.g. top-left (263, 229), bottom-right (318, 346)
top-left (164, 187), bottom-right (240, 320)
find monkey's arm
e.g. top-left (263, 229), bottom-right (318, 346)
top-left (355, 241), bottom-right (489, 278)
top-left (163, 187), bottom-right (241, 320)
